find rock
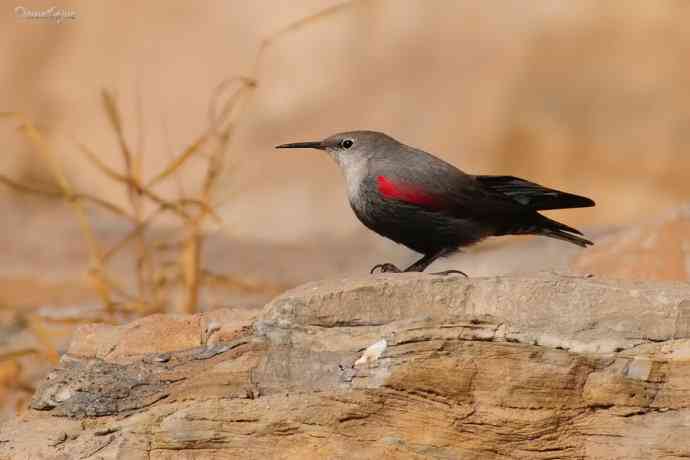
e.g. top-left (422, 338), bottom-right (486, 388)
top-left (573, 205), bottom-right (690, 281)
top-left (30, 357), bottom-right (169, 418)
top-left (67, 308), bottom-right (255, 363)
top-left (2, 273), bottom-right (690, 459)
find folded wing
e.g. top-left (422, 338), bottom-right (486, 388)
top-left (473, 175), bottom-right (595, 211)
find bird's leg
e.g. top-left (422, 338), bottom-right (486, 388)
top-left (371, 250), bottom-right (468, 276)
top-left (403, 253), bottom-right (440, 272)
top-left (406, 250), bottom-right (468, 277)
top-left (371, 252), bottom-right (438, 274)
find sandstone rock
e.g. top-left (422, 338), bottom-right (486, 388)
top-left (573, 205), bottom-right (690, 281)
top-left (67, 307), bottom-right (256, 363)
top-left (2, 273), bottom-right (690, 459)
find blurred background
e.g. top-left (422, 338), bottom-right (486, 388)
top-left (1, 0), bottom-right (690, 421)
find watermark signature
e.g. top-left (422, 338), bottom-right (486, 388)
top-left (15, 5), bottom-right (77, 23)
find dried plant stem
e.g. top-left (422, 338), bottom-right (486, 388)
top-left (0, 173), bottom-right (135, 221)
top-left (251, 1), bottom-right (357, 78)
top-left (16, 116), bottom-right (116, 312)
top-left (181, 221), bottom-right (201, 313)
top-left (0, 4), bottom-right (359, 322)
top-left (101, 90), bottom-right (154, 305)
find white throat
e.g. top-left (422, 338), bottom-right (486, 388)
top-left (332, 153), bottom-right (368, 202)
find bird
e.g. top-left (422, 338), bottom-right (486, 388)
top-left (276, 131), bottom-right (595, 276)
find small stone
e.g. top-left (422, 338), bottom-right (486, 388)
top-left (354, 339), bottom-right (387, 367)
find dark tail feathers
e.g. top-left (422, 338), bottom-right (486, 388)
top-left (537, 215), bottom-right (593, 248)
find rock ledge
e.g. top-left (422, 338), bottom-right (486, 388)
top-left (2, 273), bottom-right (690, 459)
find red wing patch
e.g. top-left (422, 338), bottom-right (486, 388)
top-left (377, 175), bottom-right (443, 209)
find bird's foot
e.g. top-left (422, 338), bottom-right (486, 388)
top-left (370, 263), bottom-right (402, 274)
top-left (431, 269), bottom-right (468, 277)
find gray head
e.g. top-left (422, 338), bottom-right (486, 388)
top-left (275, 130), bottom-right (399, 166)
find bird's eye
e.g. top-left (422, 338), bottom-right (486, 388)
top-left (341, 139), bottom-right (354, 149)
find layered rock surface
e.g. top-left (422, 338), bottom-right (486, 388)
top-left (2, 273), bottom-right (690, 459)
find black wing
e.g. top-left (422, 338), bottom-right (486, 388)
top-left (474, 175), bottom-right (595, 211)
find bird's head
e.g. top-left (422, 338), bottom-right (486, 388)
top-left (276, 130), bottom-right (397, 166)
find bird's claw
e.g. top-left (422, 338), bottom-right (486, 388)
top-left (431, 269), bottom-right (468, 277)
top-left (370, 263), bottom-right (402, 274)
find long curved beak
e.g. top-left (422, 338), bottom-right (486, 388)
top-left (275, 141), bottom-right (324, 150)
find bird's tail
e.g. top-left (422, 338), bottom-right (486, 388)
top-left (536, 215), bottom-right (593, 248)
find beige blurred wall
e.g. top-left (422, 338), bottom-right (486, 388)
top-left (3, 0), bottom-right (690, 244)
